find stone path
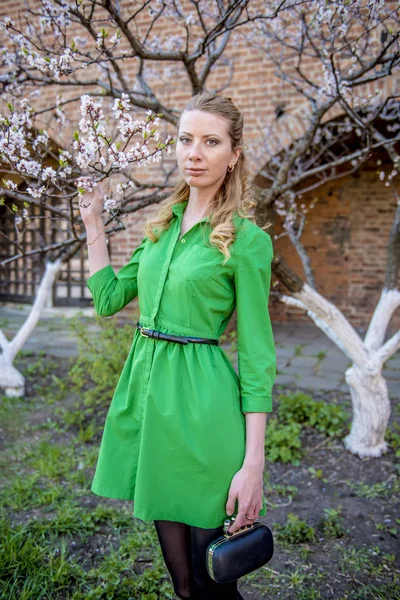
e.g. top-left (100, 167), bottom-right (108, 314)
top-left (1, 304), bottom-right (399, 398)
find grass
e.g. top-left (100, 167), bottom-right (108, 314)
top-left (0, 314), bottom-right (399, 599)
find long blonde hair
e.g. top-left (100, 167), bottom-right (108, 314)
top-left (144, 92), bottom-right (258, 262)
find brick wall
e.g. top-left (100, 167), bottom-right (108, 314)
top-left (268, 157), bottom-right (400, 333)
top-left (2, 1), bottom-right (399, 334)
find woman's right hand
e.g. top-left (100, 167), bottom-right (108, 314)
top-left (78, 179), bottom-right (107, 227)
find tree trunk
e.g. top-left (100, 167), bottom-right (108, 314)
top-left (0, 350), bottom-right (25, 397)
top-left (278, 281), bottom-right (398, 458)
top-left (343, 365), bottom-right (390, 458)
top-left (0, 259), bottom-right (62, 397)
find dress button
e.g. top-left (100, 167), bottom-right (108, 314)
top-left (181, 238), bottom-right (186, 243)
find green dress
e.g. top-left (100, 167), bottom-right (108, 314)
top-left (86, 199), bottom-right (276, 528)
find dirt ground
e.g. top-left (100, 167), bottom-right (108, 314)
top-left (0, 353), bottom-right (399, 600)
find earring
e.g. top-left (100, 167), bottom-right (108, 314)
top-left (228, 164), bottom-right (235, 173)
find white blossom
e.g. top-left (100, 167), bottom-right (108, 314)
top-left (26, 185), bottom-right (46, 198)
top-left (186, 14), bottom-right (196, 26)
top-left (104, 194), bottom-right (119, 210)
top-left (41, 166), bottom-right (57, 182)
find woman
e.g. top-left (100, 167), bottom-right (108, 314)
top-left (80, 92), bottom-right (276, 600)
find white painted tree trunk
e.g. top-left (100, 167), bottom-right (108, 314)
top-left (0, 259), bottom-right (62, 398)
top-left (281, 285), bottom-right (400, 458)
top-left (343, 365), bottom-right (390, 457)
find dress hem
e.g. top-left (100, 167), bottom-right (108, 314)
top-left (91, 484), bottom-right (267, 529)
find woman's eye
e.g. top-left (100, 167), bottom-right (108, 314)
top-left (207, 139), bottom-right (218, 146)
top-left (179, 137), bottom-right (191, 143)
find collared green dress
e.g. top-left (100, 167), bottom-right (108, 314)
top-left (86, 200), bottom-right (276, 528)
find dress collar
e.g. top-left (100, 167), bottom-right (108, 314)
top-left (171, 200), bottom-right (188, 217)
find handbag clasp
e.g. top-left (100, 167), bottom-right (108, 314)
top-left (223, 516), bottom-right (254, 538)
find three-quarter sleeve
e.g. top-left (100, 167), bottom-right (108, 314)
top-left (234, 229), bottom-right (276, 413)
top-left (86, 236), bottom-right (147, 317)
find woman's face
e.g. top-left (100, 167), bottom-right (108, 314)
top-left (176, 109), bottom-right (241, 193)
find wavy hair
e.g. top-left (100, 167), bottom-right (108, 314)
top-left (144, 92), bottom-right (262, 262)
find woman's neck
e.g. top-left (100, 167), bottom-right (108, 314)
top-left (186, 188), bottom-right (214, 219)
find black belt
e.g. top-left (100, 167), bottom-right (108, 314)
top-left (136, 322), bottom-right (220, 346)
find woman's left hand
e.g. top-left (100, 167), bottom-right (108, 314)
top-left (225, 464), bottom-right (264, 534)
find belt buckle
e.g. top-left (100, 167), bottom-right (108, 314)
top-left (140, 326), bottom-right (150, 338)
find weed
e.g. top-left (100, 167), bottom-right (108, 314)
top-left (0, 514), bottom-right (174, 599)
top-left (348, 477), bottom-right (399, 499)
top-left (264, 393), bottom-right (348, 464)
top-left (266, 482), bottom-right (299, 499)
top-left (387, 423), bottom-right (400, 457)
top-left (346, 583), bottom-right (400, 599)
top-left (277, 392), bottom-right (348, 437)
top-left (318, 507), bottom-right (348, 539)
top-left (1, 475), bottom-right (71, 512)
top-left (375, 519), bottom-right (399, 537)
top-left (77, 421), bottom-right (98, 444)
top-left (273, 513), bottom-right (316, 545)
top-left (265, 419), bottom-right (303, 464)
top-left (308, 467), bottom-right (328, 482)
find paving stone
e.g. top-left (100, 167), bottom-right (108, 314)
top-left (387, 356), bottom-right (400, 369)
top-left (292, 376), bottom-right (343, 391)
top-left (387, 381), bottom-right (400, 398)
top-left (289, 356), bottom-right (320, 368)
top-left (1, 304), bottom-right (399, 394)
top-left (319, 355), bottom-right (352, 372)
top-left (286, 330), bottom-right (320, 344)
top-left (275, 374), bottom-right (298, 385)
top-left (337, 383), bottom-right (351, 394)
top-left (275, 347), bottom-right (296, 357)
top-left (383, 370), bottom-right (400, 381)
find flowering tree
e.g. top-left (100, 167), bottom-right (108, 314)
top-left (0, 1), bottom-right (399, 460)
top-left (0, 93), bottom-right (173, 397)
top-left (0, 0), bottom-right (286, 396)
top-left (241, 0), bottom-right (400, 457)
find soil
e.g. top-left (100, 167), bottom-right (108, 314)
top-left (1, 355), bottom-right (399, 600)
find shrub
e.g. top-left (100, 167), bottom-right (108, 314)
top-left (277, 392), bottom-right (348, 437)
top-left (264, 419), bottom-right (303, 465)
top-left (318, 507), bottom-right (348, 539)
top-left (65, 313), bottom-right (136, 406)
top-left (274, 513), bottom-right (316, 545)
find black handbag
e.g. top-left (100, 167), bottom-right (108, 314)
top-left (206, 515), bottom-right (274, 584)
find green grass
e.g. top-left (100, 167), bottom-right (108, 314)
top-left (0, 315), bottom-right (398, 600)
top-left (0, 513), bottom-right (174, 600)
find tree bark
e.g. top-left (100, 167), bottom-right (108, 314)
top-left (0, 259), bottom-right (62, 397)
top-left (277, 269), bottom-right (398, 458)
top-left (343, 365), bottom-right (390, 457)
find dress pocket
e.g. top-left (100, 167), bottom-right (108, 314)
top-left (183, 243), bottom-right (223, 282)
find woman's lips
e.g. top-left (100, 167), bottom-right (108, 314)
top-left (186, 168), bottom-right (206, 175)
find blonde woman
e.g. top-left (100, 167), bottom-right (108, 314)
top-left (81, 92), bottom-right (276, 599)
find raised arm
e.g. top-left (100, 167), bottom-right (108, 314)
top-left (86, 237), bottom-right (147, 317)
top-left (79, 181), bottom-right (146, 317)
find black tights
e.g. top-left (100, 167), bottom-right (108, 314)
top-left (154, 520), bottom-right (245, 600)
